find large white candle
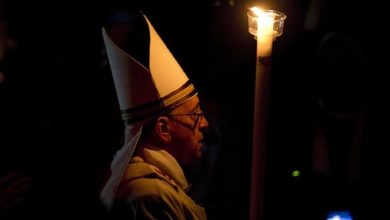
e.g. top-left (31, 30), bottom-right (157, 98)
top-left (256, 11), bottom-right (274, 58)
top-left (249, 7), bottom-right (275, 220)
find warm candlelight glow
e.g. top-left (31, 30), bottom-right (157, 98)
top-left (256, 10), bottom-right (274, 57)
top-left (249, 7), bottom-right (263, 16)
top-left (247, 7), bottom-right (287, 39)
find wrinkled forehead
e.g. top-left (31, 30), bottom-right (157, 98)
top-left (171, 96), bottom-right (200, 114)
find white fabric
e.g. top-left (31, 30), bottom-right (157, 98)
top-left (139, 146), bottom-right (189, 190)
top-left (100, 123), bottom-right (143, 210)
top-left (101, 15), bottom-right (190, 111)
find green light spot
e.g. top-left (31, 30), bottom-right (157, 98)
top-left (292, 170), bottom-right (300, 177)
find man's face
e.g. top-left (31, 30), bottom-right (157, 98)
top-left (167, 96), bottom-right (209, 166)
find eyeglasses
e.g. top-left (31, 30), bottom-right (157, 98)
top-left (167, 111), bottom-right (205, 129)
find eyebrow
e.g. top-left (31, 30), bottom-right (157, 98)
top-left (189, 103), bottom-right (201, 113)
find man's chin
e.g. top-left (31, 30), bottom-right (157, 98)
top-left (191, 150), bottom-right (203, 165)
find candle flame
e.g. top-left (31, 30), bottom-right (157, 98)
top-left (249, 7), bottom-right (263, 17)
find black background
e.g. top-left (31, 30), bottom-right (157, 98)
top-left (1, 0), bottom-right (388, 219)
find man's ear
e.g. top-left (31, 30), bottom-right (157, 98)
top-left (155, 116), bottom-right (171, 142)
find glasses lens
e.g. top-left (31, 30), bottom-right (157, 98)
top-left (194, 112), bottom-right (204, 127)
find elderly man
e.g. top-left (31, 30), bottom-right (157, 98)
top-left (99, 12), bottom-right (209, 220)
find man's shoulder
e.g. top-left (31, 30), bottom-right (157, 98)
top-left (117, 162), bottom-right (178, 199)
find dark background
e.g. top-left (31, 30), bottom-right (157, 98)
top-left (1, 0), bottom-right (388, 219)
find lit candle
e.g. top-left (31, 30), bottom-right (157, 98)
top-left (249, 7), bottom-right (275, 220)
top-left (247, 7), bottom-right (285, 220)
top-left (257, 11), bottom-right (274, 58)
top-left (250, 7), bottom-right (275, 60)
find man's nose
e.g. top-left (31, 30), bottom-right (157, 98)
top-left (199, 116), bottom-right (209, 129)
